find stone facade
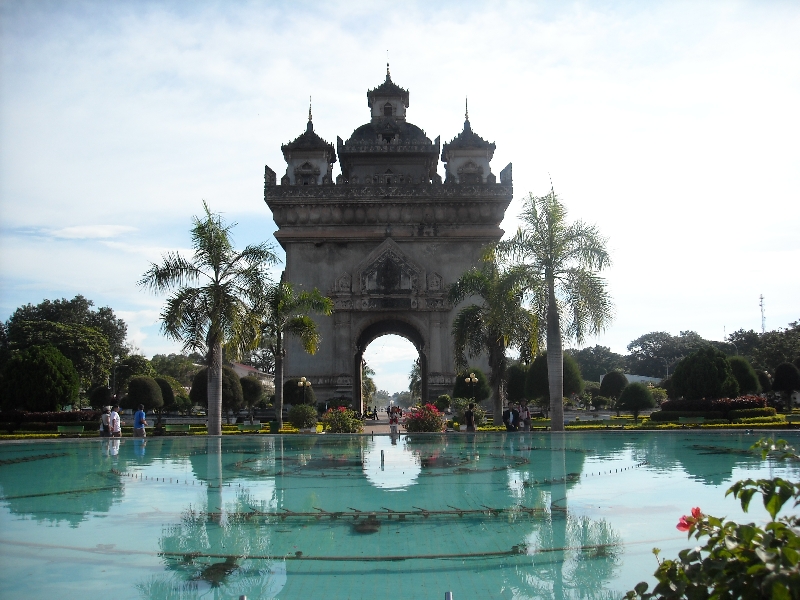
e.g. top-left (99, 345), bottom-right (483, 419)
top-left (264, 67), bottom-right (512, 409)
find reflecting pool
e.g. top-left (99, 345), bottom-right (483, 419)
top-left (1, 431), bottom-right (798, 599)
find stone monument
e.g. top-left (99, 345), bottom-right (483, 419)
top-left (264, 66), bottom-right (512, 409)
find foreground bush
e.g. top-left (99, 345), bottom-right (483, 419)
top-left (626, 439), bottom-right (800, 600)
top-left (451, 397), bottom-right (487, 427)
top-left (321, 407), bottom-right (363, 433)
top-left (403, 404), bottom-right (445, 432)
top-left (0, 345), bottom-right (80, 412)
top-left (287, 404), bottom-right (318, 429)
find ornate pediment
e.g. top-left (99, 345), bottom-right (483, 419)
top-left (330, 239), bottom-right (449, 312)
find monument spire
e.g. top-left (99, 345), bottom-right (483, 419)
top-left (307, 96), bottom-right (313, 132)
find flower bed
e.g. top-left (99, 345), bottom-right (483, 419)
top-left (403, 404), bottom-right (445, 433)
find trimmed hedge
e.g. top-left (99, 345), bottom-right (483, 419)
top-left (728, 407), bottom-right (776, 420)
top-left (649, 411), bottom-right (725, 422)
top-left (0, 410), bottom-right (101, 423)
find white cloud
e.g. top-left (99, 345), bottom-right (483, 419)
top-left (1, 0), bottom-right (798, 363)
top-left (50, 225), bottom-right (137, 239)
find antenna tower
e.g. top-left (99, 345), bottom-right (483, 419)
top-left (759, 294), bottom-right (765, 334)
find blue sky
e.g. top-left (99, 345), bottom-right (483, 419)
top-left (1, 0), bottom-right (799, 394)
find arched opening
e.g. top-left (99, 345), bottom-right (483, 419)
top-left (362, 334), bottom-right (418, 410)
top-left (383, 102), bottom-right (393, 116)
top-left (354, 320), bottom-right (426, 413)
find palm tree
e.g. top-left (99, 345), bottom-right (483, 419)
top-left (497, 189), bottom-right (613, 431)
top-left (256, 281), bottom-right (333, 428)
top-left (139, 202), bottom-right (278, 435)
top-left (448, 258), bottom-right (539, 423)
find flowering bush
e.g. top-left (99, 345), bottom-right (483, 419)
top-left (660, 395), bottom-right (767, 417)
top-left (403, 403), bottom-right (445, 433)
top-left (626, 439), bottom-right (800, 599)
top-left (321, 407), bottom-right (363, 433)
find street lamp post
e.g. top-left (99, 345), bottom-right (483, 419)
top-left (298, 376), bottom-right (311, 404)
top-left (465, 372), bottom-right (478, 401)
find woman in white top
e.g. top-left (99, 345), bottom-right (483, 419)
top-left (110, 406), bottom-right (122, 438)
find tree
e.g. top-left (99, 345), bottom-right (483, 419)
top-left (497, 189), bottom-right (613, 431)
top-left (452, 367), bottom-right (491, 402)
top-left (255, 281), bottom-right (332, 428)
top-left (6, 320), bottom-right (112, 394)
top-left (506, 363), bottom-right (528, 404)
top-left (362, 361), bottom-right (376, 406)
top-left (151, 354), bottom-right (202, 387)
top-left (88, 385), bottom-right (113, 408)
top-left (671, 346), bottom-right (740, 401)
top-left (240, 376), bottom-right (264, 422)
top-left (752, 320), bottom-right (800, 372)
top-left (566, 345), bottom-right (624, 383)
top-left (408, 357), bottom-right (422, 401)
top-left (139, 202), bottom-right (278, 435)
top-left (448, 258), bottom-right (539, 422)
top-left (189, 366), bottom-right (245, 419)
top-left (600, 371), bottom-right (628, 401)
top-left (772, 362), bottom-right (800, 412)
top-left (113, 354), bottom-right (155, 398)
top-left (154, 377), bottom-right (176, 410)
top-left (0, 345), bottom-right (80, 411)
top-left (283, 377), bottom-right (317, 406)
top-left (617, 382), bottom-right (655, 421)
top-left (124, 376), bottom-right (164, 411)
top-left (625, 331), bottom-right (709, 378)
top-left (727, 356), bottom-right (760, 395)
top-left (525, 352), bottom-right (584, 413)
top-left (6, 295), bottom-right (129, 359)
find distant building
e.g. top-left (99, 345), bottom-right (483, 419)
top-left (231, 363), bottom-right (275, 393)
top-left (600, 373), bottom-right (662, 386)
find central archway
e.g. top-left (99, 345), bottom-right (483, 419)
top-left (354, 319), bottom-right (427, 413)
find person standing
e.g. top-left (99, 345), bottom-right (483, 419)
top-left (99, 406), bottom-right (111, 437)
top-left (519, 401), bottom-right (531, 432)
top-left (133, 404), bottom-right (148, 438)
top-left (465, 403), bottom-right (476, 432)
top-left (110, 405), bottom-right (122, 438)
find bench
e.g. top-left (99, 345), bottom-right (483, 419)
top-left (600, 419), bottom-right (625, 428)
top-left (530, 419), bottom-right (551, 430)
top-left (785, 415), bottom-right (800, 424)
top-left (57, 425), bottom-right (85, 436)
top-left (678, 417), bottom-right (705, 427)
top-left (164, 424), bottom-right (191, 434)
top-left (237, 423), bottom-right (263, 433)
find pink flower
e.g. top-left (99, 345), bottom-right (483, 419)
top-left (676, 515), bottom-right (691, 531)
top-left (691, 507), bottom-right (702, 519)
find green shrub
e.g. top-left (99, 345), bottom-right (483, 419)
top-left (506, 363), bottom-right (528, 404)
top-left (287, 404), bottom-right (318, 429)
top-left (434, 394), bottom-right (451, 412)
top-left (321, 407), bottom-right (363, 433)
top-left (327, 396), bottom-right (352, 409)
top-left (728, 407), bottom-right (776, 420)
top-left (0, 345), bottom-right (80, 411)
top-left (618, 382), bottom-right (655, 420)
top-left (599, 371), bottom-right (628, 400)
top-left (189, 367), bottom-right (244, 414)
top-left (123, 376), bottom-right (163, 411)
top-left (591, 395), bottom-right (610, 409)
top-left (727, 356), bottom-right (761, 394)
top-left (526, 352), bottom-right (584, 400)
top-left (672, 346), bottom-right (739, 401)
top-left (403, 403), bottom-right (445, 432)
top-left (733, 416), bottom-right (785, 424)
top-left (648, 411), bottom-right (725, 422)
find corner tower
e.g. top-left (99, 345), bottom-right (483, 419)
top-left (264, 70), bottom-right (513, 408)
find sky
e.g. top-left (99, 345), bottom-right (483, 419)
top-left (1, 0), bottom-right (798, 394)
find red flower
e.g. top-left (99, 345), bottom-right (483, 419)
top-left (691, 507), bottom-right (702, 519)
top-left (676, 515), bottom-right (691, 531)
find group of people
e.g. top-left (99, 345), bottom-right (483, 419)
top-left (502, 401), bottom-right (532, 432)
top-left (99, 404), bottom-right (149, 438)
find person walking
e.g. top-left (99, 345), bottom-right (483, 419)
top-left (99, 406), bottom-right (111, 437)
top-left (133, 404), bottom-right (148, 438)
top-left (110, 405), bottom-right (122, 438)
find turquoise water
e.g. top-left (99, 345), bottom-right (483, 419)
top-left (1, 431), bottom-right (798, 599)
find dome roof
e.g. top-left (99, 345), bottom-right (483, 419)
top-left (281, 120), bottom-right (336, 164)
top-left (344, 117), bottom-right (431, 146)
